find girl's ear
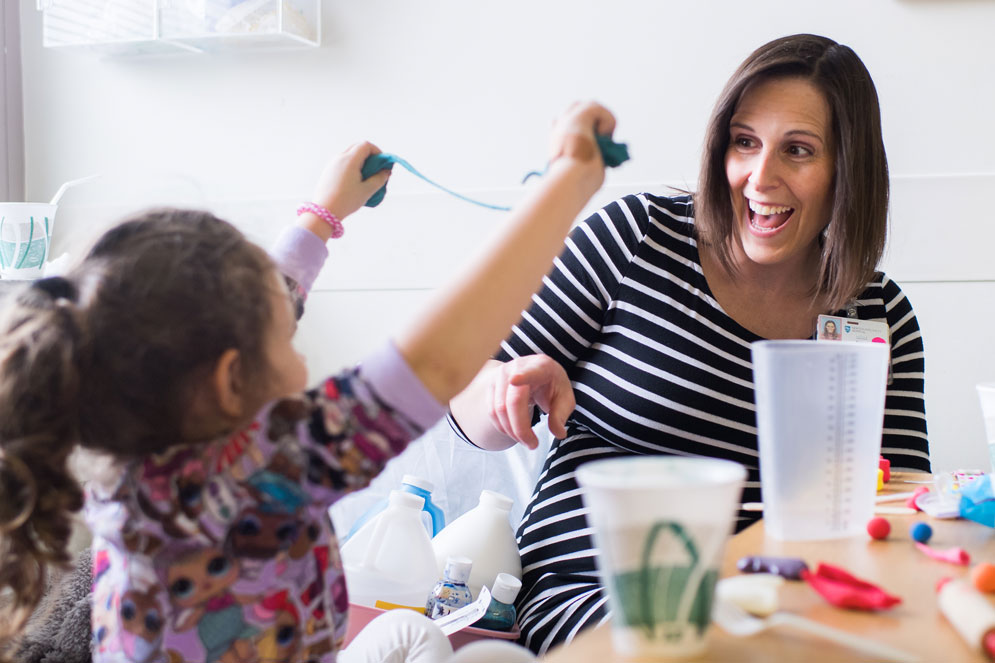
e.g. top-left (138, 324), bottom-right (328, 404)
top-left (213, 349), bottom-right (245, 419)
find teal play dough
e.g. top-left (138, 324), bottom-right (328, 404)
top-left (361, 134), bottom-right (630, 209)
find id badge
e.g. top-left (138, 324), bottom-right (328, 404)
top-left (816, 314), bottom-right (892, 384)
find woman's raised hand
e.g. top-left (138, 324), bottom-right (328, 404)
top-left (488, 355), bottom-right (576, 450)
top-left (547, 101), bottom-right (616, 190)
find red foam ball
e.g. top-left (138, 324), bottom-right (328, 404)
top-left (867, 516), bottom-right (891, 540)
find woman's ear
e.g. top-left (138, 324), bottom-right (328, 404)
top-left (213, 348), bottom-right (245, 419)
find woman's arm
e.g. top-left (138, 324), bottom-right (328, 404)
top-left (449, 357), bottom-right (575, 451)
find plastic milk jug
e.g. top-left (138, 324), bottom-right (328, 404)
top-left (341, 490), bottom-right (438, 609)
top-left (431, 489), bottom-right (523, 597)
top-left (345, 474), bottom-right (445, 540)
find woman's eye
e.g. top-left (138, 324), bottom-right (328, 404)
top-left (787, 144), bottom-right (813, 157)
top-left (733, 136), bottom-right (754, 148)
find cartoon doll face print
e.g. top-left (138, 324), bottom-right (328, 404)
top-left (254, 606), bottom-right (301, 662)
top-left (120, 587), bottom-right (165, 662)
top-left (228, 506), bottom-right (303, 559)
top-left (166, 546), bottom-right (240, 610)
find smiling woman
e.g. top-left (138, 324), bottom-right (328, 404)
top-left (448, 33), bottom-right (929, 656)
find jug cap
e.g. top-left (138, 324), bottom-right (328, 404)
top-left (479, 489), bottom-right (513, 512)
top-left (490, 572), bottom-right (522, 605)
top-left (443, 556), bottom-right (473, 583)
top-left (401, 474), bottom-right (434, 493)
top-left (388, 489), bottom-right (425, 510)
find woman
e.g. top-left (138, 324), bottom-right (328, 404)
top-left (449, 34), bottom-right (929, 655)
top-left (821, 318), bottom-right (841, 340)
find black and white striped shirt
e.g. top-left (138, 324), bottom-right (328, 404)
top-left (455, 193), bottom-right (929, 655)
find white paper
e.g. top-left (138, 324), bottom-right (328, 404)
top-left (434, 585), bottom-right (491, 636)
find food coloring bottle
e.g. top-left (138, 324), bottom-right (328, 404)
top-left (426, 556), bottom-right (473, 619)
top-left (473, 573), bottom-right (521, 631)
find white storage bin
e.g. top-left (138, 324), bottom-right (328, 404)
top-left (37, 0), bottom-right (320, 54)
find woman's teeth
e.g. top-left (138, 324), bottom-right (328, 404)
top-left (748, 200), bottom-right (793, 215)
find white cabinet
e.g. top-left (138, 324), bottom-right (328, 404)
top-left (37, 0), bottom-right (320, 54)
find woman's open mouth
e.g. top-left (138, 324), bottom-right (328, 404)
top-left (747, 199), bottom-right (794, 236)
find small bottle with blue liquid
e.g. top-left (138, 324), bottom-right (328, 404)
top-left (472, 573), bottom-right (521, 631)
top-left (426, 556), bottom-right (473, 619)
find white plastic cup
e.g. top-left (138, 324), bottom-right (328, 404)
top-left (752, 340), bottom-right (889, 541)
top-left (577, 456), bottom-right (746, 659)
top-left (976, 383), bottom-right (995, 473)
top-left (0, 203), bottom-right (57, 280)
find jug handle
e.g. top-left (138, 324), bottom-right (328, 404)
top-left (424, 501), bottom-right (445, 536)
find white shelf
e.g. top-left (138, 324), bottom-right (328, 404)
top-left (37, 0), bottom-right (320, 54)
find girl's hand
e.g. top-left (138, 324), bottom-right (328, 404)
top-left (547, 101), bottom-right (617, 190)
top-left (489, 355), bottom-right (575, 450)
top-left (312, 142), bottom-right (392, 221)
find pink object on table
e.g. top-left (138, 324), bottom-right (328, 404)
top-left (916, 542), bottom-right (971, 566)
top-left (801, 563), bottom-right (902, 611)
top-left (906, 486), bottom-right (930, 511)
top-left (878, 456), bottom-right (891, 483)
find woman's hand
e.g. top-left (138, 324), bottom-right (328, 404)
top-left (547, 101), bottom-right (617, 191)
top-left (311, 142), bottom-right (392, 222)
top-left (488, 355), bottom-right (576, 450)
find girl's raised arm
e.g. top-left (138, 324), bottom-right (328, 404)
top-left (393, 102), bottom-right (614, 405)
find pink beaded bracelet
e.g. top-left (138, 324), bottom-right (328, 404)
top-left (297, 202), bottom-right (343, 239)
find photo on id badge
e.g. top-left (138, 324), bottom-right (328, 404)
top-left (816, 314), bottom-right (890, 345)
top-left (818, 317), bottom-right (842, 341)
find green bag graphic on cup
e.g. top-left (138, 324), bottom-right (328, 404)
top-left (610, 521), bottom-right (718, 641)
top-left (0, 203), bottom-right (57, 279)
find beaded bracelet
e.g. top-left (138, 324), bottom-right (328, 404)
top-left (297, 202), bottom-right (343, 239)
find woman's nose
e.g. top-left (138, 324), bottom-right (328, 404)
top-left (747, 149), bottom-right (781, 190)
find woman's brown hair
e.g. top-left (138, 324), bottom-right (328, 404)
top-left (0, 209), bottom-right (276, 644)
top-left (695, 33), bottom-right (889, 311)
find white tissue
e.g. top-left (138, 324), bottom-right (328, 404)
top-left (715, 573), bottom-right (785, 617)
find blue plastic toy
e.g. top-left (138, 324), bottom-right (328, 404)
top-left (910, 521), bottom-right (933, 543)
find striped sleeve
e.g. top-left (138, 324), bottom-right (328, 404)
top-left (496, 196), bottom-right (651, 365)
top-left (877, 275), bottom-right (930, 471)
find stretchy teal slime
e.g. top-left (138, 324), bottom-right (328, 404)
top-left (361, 134), bottom-right (630, 209)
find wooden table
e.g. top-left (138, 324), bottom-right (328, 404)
top-left (543, 472), bottom-right (995, 662)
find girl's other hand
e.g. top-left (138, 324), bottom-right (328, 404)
top-left (490, 355), bottom-right (575, 450)
top-left (312, 142), bottom-right (392, 221)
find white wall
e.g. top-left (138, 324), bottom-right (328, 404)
top-left (17, 0), bottom-right (995, 474)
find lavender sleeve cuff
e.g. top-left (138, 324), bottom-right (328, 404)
top-left (270, 226), bottom-right (329, 295)
top-left (359, 340), bottom-right (447, 432)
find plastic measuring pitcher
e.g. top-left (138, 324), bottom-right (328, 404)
top-left (752, 340), bottom-right (890, 541)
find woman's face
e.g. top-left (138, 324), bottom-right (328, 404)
top-left (825, 321), bottom-right (836, 334)
top-left (725, 76), bottom-right (835, 270)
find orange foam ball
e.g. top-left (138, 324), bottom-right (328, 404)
top-left (971, 562), bottom-right (995, 594)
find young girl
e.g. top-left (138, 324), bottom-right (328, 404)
top-left (0, 102), bottom-right (615, 663)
